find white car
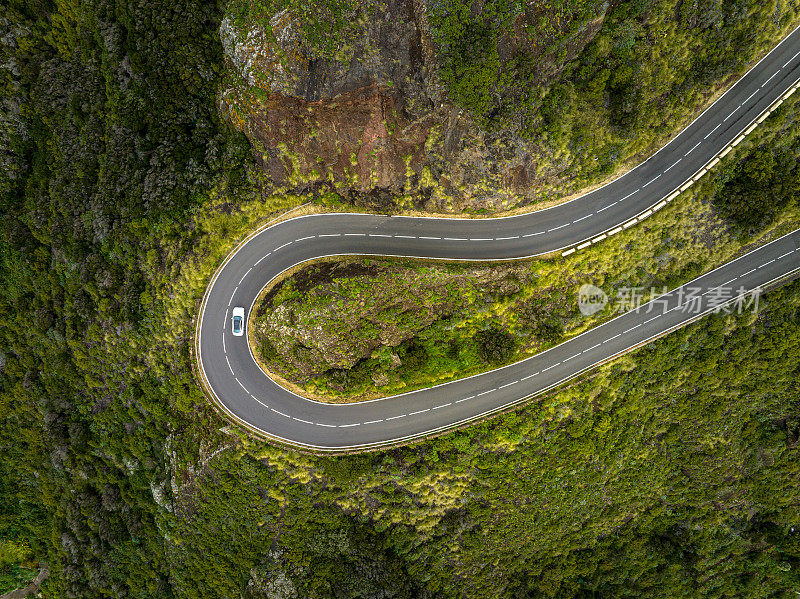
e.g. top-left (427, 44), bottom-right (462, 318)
top-left (231, 307), bottom-right (245, 337)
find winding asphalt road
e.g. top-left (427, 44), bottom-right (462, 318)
top-left (196, 24), bottom-right (800, 452)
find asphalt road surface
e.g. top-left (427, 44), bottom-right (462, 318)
top-left (196, 24), bottom-right (800, 452)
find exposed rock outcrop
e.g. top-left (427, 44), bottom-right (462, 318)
top-left (219, 0), bottom-right (609, 212)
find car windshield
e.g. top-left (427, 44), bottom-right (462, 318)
top-left (233, 316), bottom-right (242, 332)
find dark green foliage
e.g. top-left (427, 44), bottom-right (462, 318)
top-left (517, 295), bottom-right (569, 343)
top-left (0, 0), bottom-right (247, 595)
top-left (428, 0), bottom-right (510, 124)
top-left (475, 326), bottom-right (516, 364)
top-left (428, 0), bottom-right (800, 187)
top-left (712, 143), bottom-right (800, 230)
top-left (2, 0), bottom-right (800, 597)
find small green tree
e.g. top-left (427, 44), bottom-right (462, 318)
top-left (475, 326), bottom-right (516, 364)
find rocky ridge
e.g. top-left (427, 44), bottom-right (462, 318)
top-left (219, 0), bottom-right (608, 213)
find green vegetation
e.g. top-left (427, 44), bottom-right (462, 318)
top-left (429, 0), bottom-right (800, 188)
top-left (474, 326), bottom-right (517, 364)
top-left (225, 0), bottom-right (373, 64)
top-left (2, 0), bottom-right (800, 597)
top-left (713, 143), bottom-right (800, 232)
top-left (251, 88), bottom-right (800, 401)
top-left (0, 0), bottom-right (299, 594)
top-left (98, 279), bottom-right (800, 596)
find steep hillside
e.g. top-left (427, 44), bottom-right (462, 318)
top-left (219, 0), bottom-right (800, 212)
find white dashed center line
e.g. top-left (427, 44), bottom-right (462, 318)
top-left (742, 90), bottom-right (759, 105)
top-left (254, 252), bottom-right (272, 266)
top-left (762, 71), bottom-right (780, 87)
top-left (643, 174), bottom-right (661, 187)
top-left (704, 123), bottom-right (721, 139)
top-left (684, 141), bottom-right (702, 156)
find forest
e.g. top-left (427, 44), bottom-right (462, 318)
top-left (0, 0), bottom-right (799, 597)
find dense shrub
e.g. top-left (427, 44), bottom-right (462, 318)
top-left (712, 143), bottom-right (800, 230)
top-left (475, 326), bottom-right (516, 364)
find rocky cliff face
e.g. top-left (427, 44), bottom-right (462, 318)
top-left (219, 0), bottom-right (608, 213)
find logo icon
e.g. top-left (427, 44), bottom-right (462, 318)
top-left (578, 284), bottom-right (608, 316)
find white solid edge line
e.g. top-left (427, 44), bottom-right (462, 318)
top-left (213, 258), bottom-right (800, 450)
top-left (235, 228), bottom-right (800, 414)
top-left (195, 27), bottom-right (800, 448)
